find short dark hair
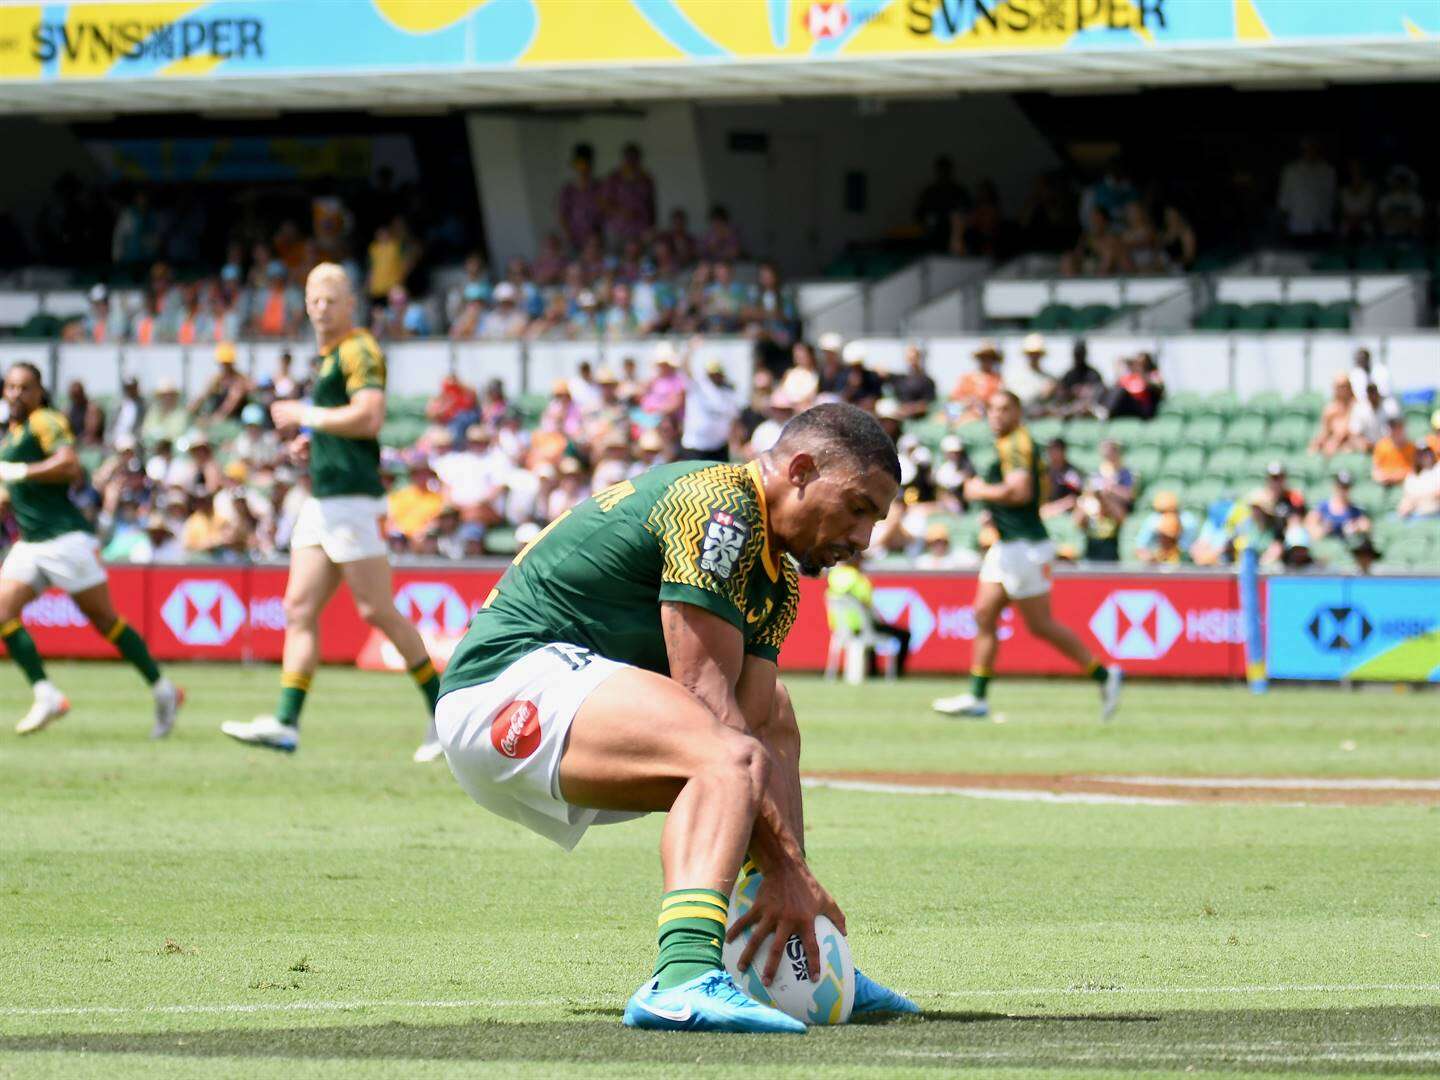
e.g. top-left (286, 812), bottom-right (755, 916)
top-left (774, 402), bottom-right (901, 483)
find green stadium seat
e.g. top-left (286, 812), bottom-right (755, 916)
top-left (1160, 446), bottom-right (1206, 481)
top-left (1313, 536), bottom-right (1352, 569)
top-left (1126, 414), bottom-right (1184, 449)
top-left (1061, 421), bottom-right (1103, 449)
top-left (1390, 248), bottom-right (1429, 272)
top-left (955, 419), bottom-right (990, 445)
top-left (1027, 417), bottom-right (1064, 444)
top-left (1126, 445), bottom-right (1163, 479)
top-left (1231, 302), bottom-right (1278, 331)
top-left (1281, 391), bottom-right (1326, 421)
top-left (1315, 301), bottom-right (1352, 330)
top-left (1273, 301), bottom-right (1321, 331)
top-left (1194, 392), bottom-right (1241, 419)
top-left (1074, 303), bottom-right (1117, 330)
top-left (1206, 445), bottom-right (1252, 478)
top-left (1068, 446), bottom-right (1099, 474)
top-left (1224, 414), bottom-right (1268, 449)
top-left (1182, 416), bottom-right (1225, 448)
top-left (1267, 415), bottom-right (1313, 450)
top-left (1243, 391), bottom-right (1286, 418)
top-left (1184, 478), bottom-right (1228, 510)
top-left (516, 393), bottom-right (549, 423)
top-left (482, 526), bottom-right (520, 556)
top-left (1351, 248), bottom-right (1391, 272)
top-left (1289, 456), bottom-right (1329, 485)
top-left (1385, 532), bottom-right (1436, 570)
top-left (1311, 251), bottom-right (1350, 272)
top-left (1331, 451), bottom-right (1371, 479)
top-left (1047, 515), bottom-right (1086, 556)
top-left (1162, 390), bottom-right (1207, 417)
top-left (1192, 305), bottom-right (1232, 331)
top-left (1104, 416), bottom-right (1144, 443)
top-left (1030, 303), bottom-right (1075, 331)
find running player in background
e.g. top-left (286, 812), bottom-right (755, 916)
top-left (933, 390), bottom-right (1122, 720)
top-left (0, 362), bottom-right (183, 737)
top-left (221, 263), bottom-right (441, 759)
top-left (435, 403), bottom-right (917, 1032)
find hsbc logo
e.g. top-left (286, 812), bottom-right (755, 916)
top-left (805, 2), bottom-right (850, 38)
top-left (161, 580), bottom-right (246, 646)
top-left (394, 582), bottom-right (471, 636)
top-left (873, 587), bottom-right (935, 650)
top-left (1090, 590), bottom-right (1183, 661)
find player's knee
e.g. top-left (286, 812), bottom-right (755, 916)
top-left (283, 593), bottom-right (321, 629)
top-left (354, 596), bottom-right (385, 626)
top-left (715, 730), bottom-right (768, 806)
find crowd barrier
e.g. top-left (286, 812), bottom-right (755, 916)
top-left (19, 563), bottom-right (1255, 678)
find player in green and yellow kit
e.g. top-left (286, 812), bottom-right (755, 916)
top-left (220, 263), bottom-right (440, 759)
top-left (0, 362), bottom-right (182, 737)
top-left (933, 389), bottom-right (1122, 719)
top-left (435, 403), bottom-right (917, 1033)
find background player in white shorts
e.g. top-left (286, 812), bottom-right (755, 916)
top-left (934, 390), bottom-right (1123, 720)
top-left (0, 362), bottom-right (182, 738)
top-left (221, 265), bottom-right (441, 759)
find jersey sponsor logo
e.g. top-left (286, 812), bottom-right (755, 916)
top-left (1089, 590), bottom-right (1183, 661)
top-left (699, 509), bottom-right (749, 580)
top-left (491, 699), bottom-right (541, 759)
top-left (746, 597), bottom-right (775, 625)
top-left (160, 580), bottom-right (247, 646)
top-left (394, 582), bottom-right (471, 636)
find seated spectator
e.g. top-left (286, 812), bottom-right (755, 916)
top-left (1350, 380), bottom-right (1400, 449)
top-left (250, 261), bottom-right (303, 339)
top-left (1275, 505), bottom-right (1320, 569)
top-left (1305, 469), bottom-right (1370, 540)
top-left (1348, 347), bottom-right (1392, 401)
top-left (744, 262), bottom-right (797, 347)
top-left (181, 488), bottom-right (226, 555)
top-left (1337, 159), bottom-right (1375, 243)
top-left (540, 379), bottom-right (584, 440)
top-left (79, 284), bottom-right (124, 343)
top-left (838, 343), bottom-right (883, 409)
top-left (272, 349), bottom-right (300, 399)
top-left (826, 554), bottom-right (912, 677)
top-left (532, 234), bottom-right (566, 286)
top-left (639, 346), bottom-right (687, 420)
top-left (125, 512), bottom-right (185, 564)
top-left (1073, 443), bottom-right (1133, 562)
top-left (435, 424), bottom-right (509, 527)
top-left (1349, 532), bottom-right (1382, 574)
top-left (1136, 510), bottom-right (1188, 566)
top-left (629, 428), bottom-right (671, 477)
top-left (448, 284), bottom-right (484, 339)
top-left (890, 344), bottom-right (937, 420)
top-left (1310, 372), bottom-right (1366, 455)
top-left (680, 351), bottom-right (742, 463)
top-left (1061, 207), bottom-right (1125, 276)
top-left (548, 457), bottom-right (591, 520)
top-left (747, 392), bottom-right (796, 456)
top-left (934, 435), bottom-right (974, 510)
top-left (701, 205), bottom-right (742, 261)
top-left (1377, 165), bottom-right (1425, 241)
top-left (1119, 202), bottom-right (1162, 273)
top-left (109, 376), bottom-right (145, 444)
top-left (426, 372), bottom-right (479, 439)
top-left (175, 432), bottom-right (224, 494)
top-left (899, 446), bottom-right (939, 520)
top-left (631, 258), bottom-right (676, 334)
top-left (914, 521), bottom-right (981, 570)
top-left (392, 284), bottom-right (434, 339)
top-left (777, 340), bottom-right (821, 408)
top-left (479, 282), bottom-right (528, 339)
top-left (1397, 446), bottom-right (1440, 518)
top-left (1158, 203), bottom-right (1197, 271)
top-left (1009, 333), bottom-right (1056, 414)
top-left (603, 282), bottom-right (641, 339)
top-left (949, 341), bottom-right (1003, 421)
top-left (1233, 488), bottom-right (1283, 563)
top-left (1041, 436), bottom-right (1083, 519)
top-left (1188, 497), bottom-right (1239, 566)
top-left (591, 432), bottom-right (634, 490)
top-left (1263, 461), bottom-right (1306, 516)
top-left (558, 143), bottom-right (604, 252)
top-left (387, 458), bottom-right (445, 541)
top-left (814, 334), bottom-right (847, 396)
top-left (1102, 352), bottom-right (1164, 421)
top-left (65, 379), bottom-right (106, 447)
top-left (1095, 438), bottom-right (1137, 507)
top-left (567, 289), bottom-right (604, 338)
top-left (190, 343), bottom-right (250, 423)
top-left (661, 208), bottom-right (697, 267)
top-left (703, 261), bottom-right (749, 336)
top-left (232, 403), bottom-right (280, 468)
top-left (1372, 416), bottom-right (1417, 486)
top-left (1054, 339), bottom-right (1106, 418)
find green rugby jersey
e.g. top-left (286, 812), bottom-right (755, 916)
top-left (441, 460), bottom-right (800, 694)
top-left (0, 408), bottom-right (90, 542)
top-left (983, 425), bottom-right (1049, 542)
top-left (310, 328), bottom-right (385, 498)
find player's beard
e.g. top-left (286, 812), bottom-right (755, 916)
top-left (796, 553), bottom-right (827, 578)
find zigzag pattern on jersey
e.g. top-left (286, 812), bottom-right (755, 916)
top-left (751, 556), bottom-right (800, 654)
top-left (645, 463), bottom-right (762, 609)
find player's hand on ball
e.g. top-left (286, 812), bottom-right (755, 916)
top-left (728, 861), bottom-right (845, 985)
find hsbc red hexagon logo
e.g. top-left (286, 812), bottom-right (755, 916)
top-left (161, 580), bottom-right (246, 647)
top-left (806, 2), bottom-right (850, 39)
top-left (491, 700), bottom-right (541, 759)
top-left (1090, 590), bottom-right (1183, 661)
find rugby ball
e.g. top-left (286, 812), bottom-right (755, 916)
top-left (722, 868), bottom-right (855, 1025)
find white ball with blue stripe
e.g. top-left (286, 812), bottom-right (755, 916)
top-left (722, 867), bottom-right (854, 1025)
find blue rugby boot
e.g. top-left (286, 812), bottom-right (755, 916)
top-left (623, 970), bottom-right (807, 1033)
top-left (852, 968), bottom-right (921, 1017)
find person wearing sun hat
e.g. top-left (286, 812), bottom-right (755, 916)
top-left (1009, 332), bottom-right (1057, 413)
top-left (948, 339), bottom-right (1003, 422)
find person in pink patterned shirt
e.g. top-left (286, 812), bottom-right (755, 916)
top-left (700, 204), bottom-right (743, 261)
top-left (558, 143), bottom-right (604, 252)
top-left (604, 142), bottom-right (656, 247)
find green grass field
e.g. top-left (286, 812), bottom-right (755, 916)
top-left (2, 663), bottom-right (1437, 1079)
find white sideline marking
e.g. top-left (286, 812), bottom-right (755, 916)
top-left (4, 983), bottom-right (1437, 1019)
top-left (802, 777), bottom-right (1192, 806)
top-left (1089, 775), bottom-right (1440, 791)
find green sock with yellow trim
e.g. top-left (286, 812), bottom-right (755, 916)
top-left (409, 658), bottom-right (440, 715)
top-left (107, 618), bottom-right (161, 685)
top-left (1085, 659), bottom-right (1108, 684)
top-left (276, 671), bottom-right (312, 729)
top-left (654, 888), bottom-right (728, 990)
top-left (969, 668), bottom-right (991, 700)
top-left (1, 618), bottom-right (47, 686)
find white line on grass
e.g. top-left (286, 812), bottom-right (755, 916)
top-left (4, 983), bottom-right (1437, 1019)
top-left (1088, 775), bottom-right (1440, 791)
top-left (801, 778), bottom-right (1194, 806)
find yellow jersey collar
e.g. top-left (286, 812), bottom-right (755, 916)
top-left (745, 459), bottom-right (780, 582)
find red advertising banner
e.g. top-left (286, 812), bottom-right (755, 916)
top-left (15, 566), bottom-right (1244, 677)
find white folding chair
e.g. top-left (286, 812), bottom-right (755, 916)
top-left (823, 593), bottom-right (900, 684)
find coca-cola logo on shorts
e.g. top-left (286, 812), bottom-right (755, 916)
top-left (490, 700), bottom-right (541, 759)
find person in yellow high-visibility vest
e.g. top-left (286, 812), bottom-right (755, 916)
top-left (826, 554), bottom-right (910, 677)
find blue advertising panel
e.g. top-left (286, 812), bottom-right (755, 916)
top-left (1267, 576), bottom-right (1440, 683)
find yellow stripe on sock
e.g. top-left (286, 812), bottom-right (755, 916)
top-left (280, 671), bottom-right (313, 692)
top-left (409, 660), bottom-right (437, 684)
top-left (658, 906), bottom-right (728, 928)
top-left (104, 617), bottom-right (128, 643)
top-left (970, 667), bottom-right (992, 678)
top-left (739, 857), bottom-right (758, 880)
top-left (0, 618), bottom-right (21, 637)
top-left (1084, 660), bottom-right (1101, 676)
top-left (661, 892), bottom-right (728, 913)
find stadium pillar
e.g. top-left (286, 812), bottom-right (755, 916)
top-left (465, 114), bottom-right (543, 271)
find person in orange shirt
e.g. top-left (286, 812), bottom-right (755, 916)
top-left (1372, 415), bottom-right (1417, 486)
top-left (949, 340), bottom-right (1003, 421)
top-left (250, 261), bottom-right (302, 339)
top-left (386, 458), bottom-right (446, 540)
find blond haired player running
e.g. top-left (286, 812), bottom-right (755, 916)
top-left (0, 362), bottom-right (182, 737)
top-left (435, 403), bottom-right (917, 1033)
top-left (933, 390), bottom-right (1123, 720)
top-left (221, 264), bottom-right (441, 759)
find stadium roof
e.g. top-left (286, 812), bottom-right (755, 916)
top-left (8, 40), bottom-right (1439, 116)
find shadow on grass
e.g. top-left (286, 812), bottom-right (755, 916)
top-left (2, 1007), bottom-right (1436, 1072)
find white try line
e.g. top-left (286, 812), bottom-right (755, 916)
top-left (4, 983), bottom-right (1437, 1019)
top-left (802, 777), bottom-right (1194, 806)
top-left (1089, 775), bottom-right (1440, 791)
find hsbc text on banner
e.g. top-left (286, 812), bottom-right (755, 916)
top-left (1266, 576), bottom-right (1440, 683)
top-left (18, 570), bottom-right (147, 659)
top-left (780, 573), bottom-right (1245, 677)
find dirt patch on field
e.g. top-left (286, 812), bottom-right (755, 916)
top-left (803, 771), bottom-right (1440, 806)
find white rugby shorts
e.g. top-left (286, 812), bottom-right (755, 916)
top-left (0, 530), bottom-right (107, 594)
top-left (979, 538), bottom-right (1055, 600)
top-left (435, 643), bottom-right (642, 851)
top-left (290, 495), bottom-right (388, 563)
